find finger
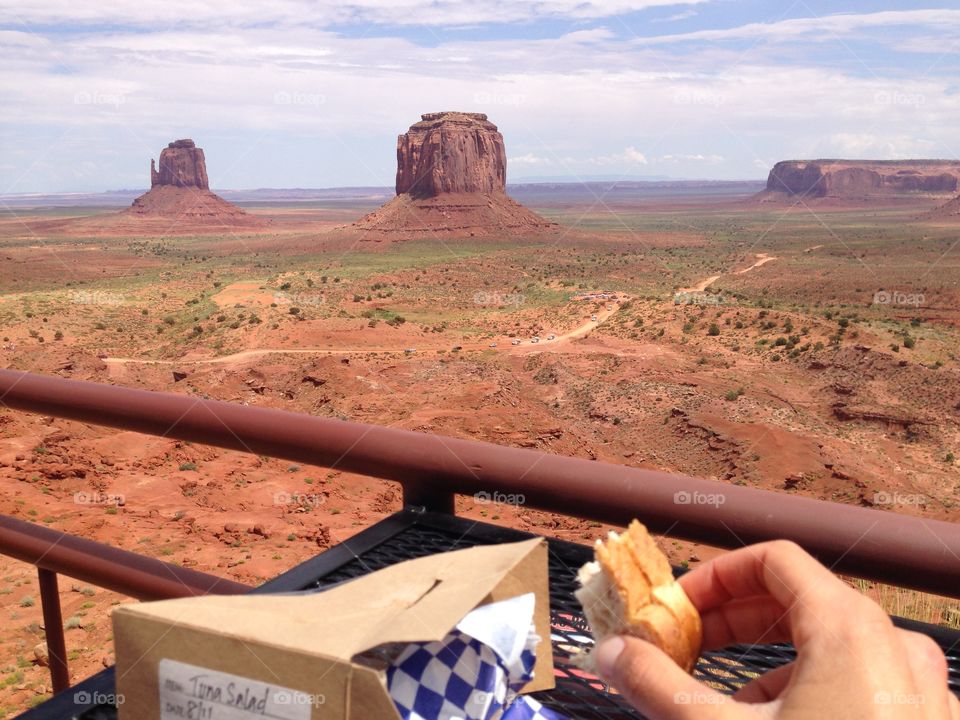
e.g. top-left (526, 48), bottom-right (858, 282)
top-left (699, 596), bottom-right (793, 649)
top-left (898, 630), bottom-right (952, 714)
top-left (595, 636), bottom-right (734, 720)
top-left (733, 662), bottom-right (795, 704)
top-left (679, 541), bottom-right (861, 645)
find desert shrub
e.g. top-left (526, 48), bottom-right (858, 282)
top-left (707, 323), bottom-right (720, 336)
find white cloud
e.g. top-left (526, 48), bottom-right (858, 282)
top-left (659, 153), bottom-right (723, 163)
top-left (653, 9), bottom-right (698, 23)
top-left (3, 5), bottom-right (960, 191)
top-left (587, 147), bottom-right (649, 165)
top-left (509, 153), bottom-right (552, 166)
top-left (634, 9), bottom-right (960, 45)
top-left (6, 0), bottom-right (710, 27)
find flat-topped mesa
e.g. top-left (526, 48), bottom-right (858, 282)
top-left (150, 138), bottom-right (209, 190)
top-left (765, 160), bottom-right (960, 199)
top-left (396, 112), bottom-right (506, 198)
top-left (353, 111), bottom-right (555, 237)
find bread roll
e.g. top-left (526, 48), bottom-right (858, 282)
top-left (575, 520), bottom-right (702, 673)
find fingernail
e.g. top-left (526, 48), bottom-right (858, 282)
top-left (595, 636), bottom-right (625, 678)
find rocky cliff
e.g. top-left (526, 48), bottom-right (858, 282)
top-left (763, 160), bottom-right (960, 199)
top-left (395, 112), bottom-right (506, 198)
top-left (354, 112), bottom-right (554, 237)
top-left (150, 139), bottom-right (210, 190)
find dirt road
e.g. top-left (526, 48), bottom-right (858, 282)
top-left (104, 296), bottom-right (627, 367)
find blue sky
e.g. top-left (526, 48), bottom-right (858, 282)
top-left (1, 0), bottom-right (958, 193)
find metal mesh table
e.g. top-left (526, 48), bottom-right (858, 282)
top-left (18, 507), bottom-right (960, 719)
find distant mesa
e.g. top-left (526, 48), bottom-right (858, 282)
top-left (129, 138), bottom-right (258, 225)
top-left (758, 160), bottom-right (960, 201)
top-left (353, 112), bottom-right (556, 237)
top-left (150, 139), bottom-right (209, 190)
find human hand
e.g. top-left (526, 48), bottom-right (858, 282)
top-left (593, 540), bottom-right (959, 719)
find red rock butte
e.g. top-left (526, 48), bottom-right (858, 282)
top-left (128, 139), bottom-right (257, 225)
top-left (759, 159), bottom-right (960, 200)
top-left (353, 112), bottom-right (555, 237)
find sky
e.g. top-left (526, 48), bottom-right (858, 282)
top-left (1, 0), bottom-right (959, 193)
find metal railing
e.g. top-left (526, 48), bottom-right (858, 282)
top-left (1, 367), bottom-right (959, 692)
top-left (0, 513), bottom-right (249, 693)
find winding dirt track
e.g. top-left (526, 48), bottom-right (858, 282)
top-left (677, 253), bottom-right (776, 294)
top-left (104, 299), bottom-right (623, 367)
top-left (105, 255), bottom-right (777, 368)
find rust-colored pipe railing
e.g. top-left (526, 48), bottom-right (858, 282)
top-left (0, 512), bottom-right (249, 692)
top-left (1, 368), bottom-right (959, 598)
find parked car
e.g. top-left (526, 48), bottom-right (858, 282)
top-left (546, 334), bottom-right (556, 340)
top-left (404, 348), bottom-right (416, 355)
top-left (531, 337), bottom-right (540, 343)
top-left (511, 339), bottom-right (521, 346)
top-left (452, 345), bottom-right (462, 352)
top-left (591, 315), bottom-right (598, 322)
top-left (489, 342), bottom-right (497, 348)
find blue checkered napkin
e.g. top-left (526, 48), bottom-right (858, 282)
top-left (386, 593), bottom-right (570, 720)
top-left (502, 696), bottom-right (569, 720)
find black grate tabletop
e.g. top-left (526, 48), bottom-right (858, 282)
top-left (18, 508), bottom-right (960, 719)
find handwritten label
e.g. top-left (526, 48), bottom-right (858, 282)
top-left (158, 659), bottom-right (312, 720)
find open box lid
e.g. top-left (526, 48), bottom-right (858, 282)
top-left (113, 537), bottom-right (554, 693)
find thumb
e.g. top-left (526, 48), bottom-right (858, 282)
top-left (595, 636), bottom-right (733, 720)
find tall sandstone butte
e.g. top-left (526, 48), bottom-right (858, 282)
top-left (150, 139), bottom-right (209, 189)
top-left (761, 159), bottom-right (960, 200)
top-left (130, 138), bottom-right (256, 225)
top-left (396, 112), bottom-right (506, 197)
top-left (354, 112), bottom-right (554, 237)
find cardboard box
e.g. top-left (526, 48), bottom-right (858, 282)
top-left (113, 538), bottom-right (553, 719)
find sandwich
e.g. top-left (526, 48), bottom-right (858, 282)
top-left (575, 519), bottom-right (702, 673)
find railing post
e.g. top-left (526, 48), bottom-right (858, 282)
top-left (37, 568), bottom-right (69, 694)
top-left (402, 482), bottom-right (455, 515)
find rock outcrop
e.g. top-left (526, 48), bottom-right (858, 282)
top-left (395, 112), bottom-right (506, 197)
top-left (353, 112), bottom-right (554, 237)
top-left (129, 139), bottom-right (257, 225)
top-left (760, 160), bottom-right (960, 200)
top-left (150, 139), bottom-right (209, 189)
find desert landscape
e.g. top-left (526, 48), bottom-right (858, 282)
top-left (0, 106), bottom-right (958, 709)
